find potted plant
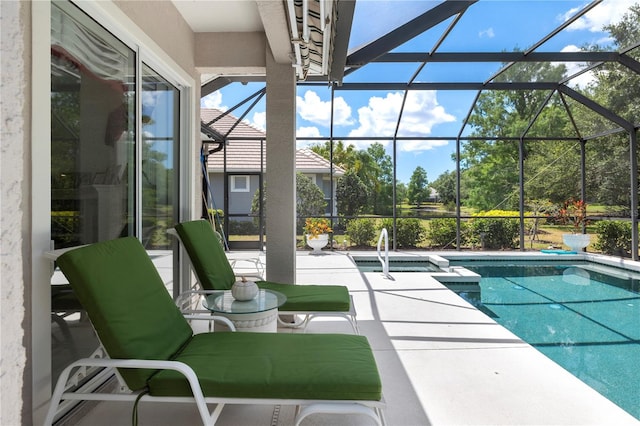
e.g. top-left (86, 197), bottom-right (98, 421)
top-left (304, 217), bottom-right (333, 254)
top-left (556, 198), bottom-right (590, 251)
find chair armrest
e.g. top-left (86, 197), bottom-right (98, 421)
top-left (182, 314), bottom-right (236, 331)
top-left (229, 258), bottom-right (265, 279)
top-left (175, 290), bottom-right (223, 310)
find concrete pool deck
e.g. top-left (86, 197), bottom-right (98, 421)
top-left (67, 250), bottom-right (638, 425)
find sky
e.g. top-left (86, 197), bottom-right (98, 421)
top-left (201, 0), bottom-right (631, 184)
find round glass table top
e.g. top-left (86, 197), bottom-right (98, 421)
top-left (203, 289), bottom-right (287, 314)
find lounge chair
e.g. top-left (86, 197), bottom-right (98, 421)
top-left (44, 236), bottom-right (385, 426)
top-left (172, 219), bottom-right (359, 333)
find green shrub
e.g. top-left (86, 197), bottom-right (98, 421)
top-left (469, 211), bottom-right (519, 249)
top-left (376, 218), bottom-right (426, 247)
top-left (378, 218), bottom-right (395, 245)
top-left (395, 218), bottom-right (425, 248)
top-left (229, 220), bottom-right (259, 235)
top-left (207, 209), bottom-right (225, 233)
top-left (427, 218), bottom-right (461, 248)
top-left (346, 218), bottom-right (377, 246)
top-left (593, 220), bottom-right (632, 257)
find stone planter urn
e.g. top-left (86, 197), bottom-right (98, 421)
top-left (306, 234), bottom-right (329, 254)
top-left (562, 233), bottom-right (591, 252)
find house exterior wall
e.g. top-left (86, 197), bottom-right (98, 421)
top-left (0, 1), bottom-right (31, 424)
top-left (228, 175), bottom-right (259, 216)
top-left (210, 171), bottom-right (339, 221)
top-left (208, 173), bottom-right (260, 223)
top-left (209, 173), bottom-right (225, 214)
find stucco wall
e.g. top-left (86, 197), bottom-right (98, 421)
top-left (114, 0), bottom-right (195, 73)
top-left (0, 0), bottom-right (30, 424)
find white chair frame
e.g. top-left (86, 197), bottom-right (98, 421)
top-left (45, 356), bottom-right (386, 426)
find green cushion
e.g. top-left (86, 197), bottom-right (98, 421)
top-left (175, 220), bottom-right (235, 290)
top-left (56, 237), bottom-right (193, 390)
top-left (256, 281), bottom-right (350, 312)
top-left (148, 332), bottom-right (382, 401)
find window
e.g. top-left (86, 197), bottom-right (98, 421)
top-left (231, 175), bottom-right (250, 192)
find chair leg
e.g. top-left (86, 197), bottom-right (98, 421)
top-left (277, 312), bottom-right (359, 334)
top-left (277, 315), bottom-right (310, 330)
top-left (43, 362), bottom-right (78, 425)
top-left (294, 403), bottom-right (383, 426)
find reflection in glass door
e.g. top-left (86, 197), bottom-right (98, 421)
top-left (50, 1), bottom-right (136, 391)
top-left (141, 64), bottom-right (180, 251)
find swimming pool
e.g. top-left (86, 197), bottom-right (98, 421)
top-left (452, 261), bottom-right (640, 420)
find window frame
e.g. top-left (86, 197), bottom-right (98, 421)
top-left (230, 175), bottom-right (251, 192)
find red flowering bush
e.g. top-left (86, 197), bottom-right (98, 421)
top-left (557, 198), bottom-right (588, 233)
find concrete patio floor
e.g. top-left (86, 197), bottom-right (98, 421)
top-left (65, 250), bottom-right (638, 425)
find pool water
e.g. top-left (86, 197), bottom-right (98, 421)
top-left (456, 262), bottom-right (640, 419)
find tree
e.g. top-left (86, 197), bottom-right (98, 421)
top-left (310, 140), bottom-right (358, 170)
top-left (460, 56), bottom-right (571, 210)
top-left (395, 182), bottom-right (407, 205)
top-left (366, 143), bottom-right (394, 214)
top-left (574, 5), bottom-right (640, 210)
top-left (430, 170), bottom-right (456, 207)
top-left (251, 172), bottom-right (326, 229)
top-left (407, 166), bottom-right (429, 207)
top-left (296, 173), bottom-right (327, 218)
top-left (310, 140), bottom-right (394, 215)
top-left (336, 169), bottom-right (369, 217)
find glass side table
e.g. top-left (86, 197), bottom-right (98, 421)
top-left (203, 289), bottom-right (287, 332)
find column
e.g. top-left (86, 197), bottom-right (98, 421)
top-left (265, 46), bottom-right (297, 283)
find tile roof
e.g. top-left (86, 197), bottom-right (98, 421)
top-left (202, 108), bottom-right (344, 175)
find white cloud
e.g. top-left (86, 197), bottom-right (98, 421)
top-left (479, 27), bottom-right (495, 38)
top-left (398, 140), bottom-right (450, 152)
top-left (142, 91), bottom-right (159, 108)
top-left (296, 126), bottom-right (321, 138)
top-left (561, 0), bottom-right (629, 32)
top-left (348, 91), bottom-right (455, 153)
top-left (250, 111), bottom-right (266, 131)
top-left (201, 91), bottom-right (225, 109)
top-left (296, 126), bottom-right (322, 148)
top-left (297, 90), bottom-right (354, 127)
top-left (558, 44), bottom-right (597, 88)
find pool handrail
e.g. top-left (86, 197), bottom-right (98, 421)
top-left (377, 228), bottom-right (391, 279)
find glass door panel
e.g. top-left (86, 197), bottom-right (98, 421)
top-left (50, 0), bottom-right (136, 390)
top-left (141, 63), bottom-right (180, 251)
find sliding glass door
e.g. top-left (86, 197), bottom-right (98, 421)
top-left (49, 0), bottom-right (182, 405)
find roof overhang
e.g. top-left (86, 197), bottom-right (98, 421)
top-left (173, 0), bottom-right (354, 91)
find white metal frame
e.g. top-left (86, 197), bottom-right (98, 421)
top-left (44, 355), bottom-right (386, 426)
